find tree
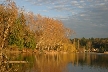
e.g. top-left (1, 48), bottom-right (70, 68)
top-left (26, 13), bottom-right (73, 51)
top-left (0, 0), bottom-right (18, 49)
top-left (80, 37), bottom-right (87, 46)
top-left (8, 12), bottom-right (26, 49)
top-left (0, 0), bottom-right (75, 52)
top-left (8, 12), bottom-right (36, 49)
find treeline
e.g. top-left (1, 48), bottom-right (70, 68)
top-left (0, 0), bottom-right (75, 52)
top-left (71, 37), bottom-right (108, 52)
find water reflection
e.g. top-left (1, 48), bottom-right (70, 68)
top-left (1, 53), bottom-right (108, 72)
top-left (68, 53), bottom-right (108, 72)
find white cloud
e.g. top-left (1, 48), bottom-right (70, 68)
top-left (71, 1), bottom-right (78, 4)
top-left (22, 0), bottom-right (108, 38)
top-left (38, 10), bottom-right (49, 12)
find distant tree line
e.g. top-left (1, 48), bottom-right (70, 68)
top-left (71, 37), bottom-right (108, 52)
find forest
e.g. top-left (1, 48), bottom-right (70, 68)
top-left (0, 0), bottom-right (76, 53)
top-left (0, 0), bottom-right (107, 53)
top-left (71, 37), bottom-right (108, 52)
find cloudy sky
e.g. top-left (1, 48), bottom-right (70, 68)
top-left (1, 0), bottom-right (108, 38)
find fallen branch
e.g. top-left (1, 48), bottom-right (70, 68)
top-left (4, 61), bottom-right (28, 63)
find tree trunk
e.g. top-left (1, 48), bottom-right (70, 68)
top-left (1, 24), bottom-right (10, 49)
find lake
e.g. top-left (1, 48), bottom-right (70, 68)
top-left (1, 52), bottom-right (108, 72)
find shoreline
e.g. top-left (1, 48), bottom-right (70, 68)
top-left (2, 49), bottom-right (68, 54)
top-left (2, 48), bottom-right (108, 55)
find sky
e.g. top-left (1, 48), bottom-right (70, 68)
top-left (0, 0), bottom-right (108, 38)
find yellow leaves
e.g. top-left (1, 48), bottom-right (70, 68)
top-left (0, 0), bottom-right (18, 48)
top-left (25, 13), bottom-right (72, 50)
top-left (0, 0), bottom-right (75, 51)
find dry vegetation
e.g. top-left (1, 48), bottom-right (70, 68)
top-left (0, 0), bottom-right (76, 53)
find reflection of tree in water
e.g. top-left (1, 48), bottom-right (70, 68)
top-left (0, 53), bottom-right (8, 71)
top-left (32, 53), bottom-right (77, 72)
top-left (91, 54), bottom-right (108, 68)
top-left (1, 53), bottom-right (108, 72)
top-left (0, 62), bottom-right (29, 72)
top-left (72, 53), bottom-right (108, 69)
top-left (26, 53), bottom-right (108, 72)
top-left (0, 53), bottom-right (33, 72)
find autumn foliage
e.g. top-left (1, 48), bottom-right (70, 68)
top-left (0, 0), bottom-right (75, 52)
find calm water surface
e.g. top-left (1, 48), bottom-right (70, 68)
top-left (3, 53), bottom-right (108, 72)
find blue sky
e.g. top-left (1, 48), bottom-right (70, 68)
top-left (1, 0), bottom-right (108, 38)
